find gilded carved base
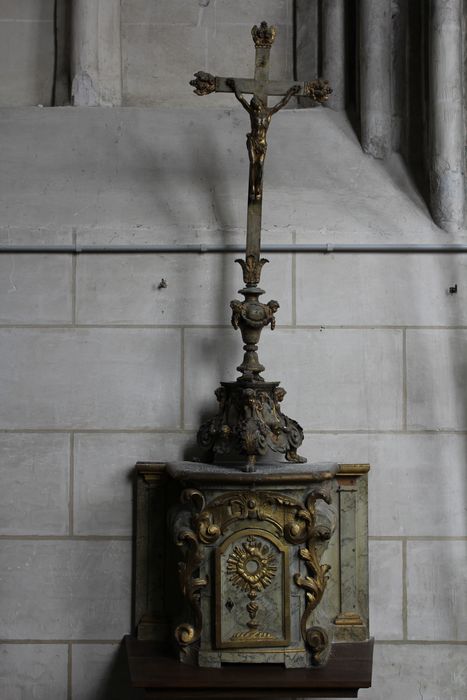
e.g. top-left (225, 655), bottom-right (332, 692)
top-left (197, 380), bottom-right (306, 471)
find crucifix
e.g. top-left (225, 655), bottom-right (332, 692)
top-left (191, 22), bottom-right (332, 471)
top-left (191, 21), bottom-right (331, 262)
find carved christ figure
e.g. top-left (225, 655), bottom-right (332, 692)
top-left (226, 78), bottom-right (301, 202)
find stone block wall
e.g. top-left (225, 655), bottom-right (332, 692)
top-left (0, 0), bottom-right (55, 106)
top-left (0, 103), bottom-right (466, 699)
top-left (122, 0), bottom-right (294, 107)
top-left (0, 0), bottom-right (293, 108)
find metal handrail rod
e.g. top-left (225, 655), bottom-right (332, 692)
top-left (2, 243), bottom-right (467, 254)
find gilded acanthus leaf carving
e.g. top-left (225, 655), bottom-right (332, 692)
top-left (292, 487), bottom-right (335, 664)
top-left (294, 542), bottom-right (331, 659)
top-left (235, 255), bottom-right (269, 286)
top-left (174, 528), bottom-right (208, 651)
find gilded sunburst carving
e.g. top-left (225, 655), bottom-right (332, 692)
top-left (227, 535), bottom-right (277, 594)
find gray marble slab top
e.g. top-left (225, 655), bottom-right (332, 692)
top-left (167, 461), bottom-right (339, 484)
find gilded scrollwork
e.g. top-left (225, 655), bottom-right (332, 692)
top-left (294, 541), bottom-right (331, 637)
top-left (182, 488), bottom-right (329, 547)
top-left (292, 487), bottom-right (335, 665)
top-left (181, 488), bottom-right (221, 545)
top-left (174, 528), bottom-right (208, 652)
top-left (305, 626), bottom-right (330, 665)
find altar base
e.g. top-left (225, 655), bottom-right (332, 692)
top-left (132, 460), bottom-right (371, 680)
top-left (125, 635), bottom-right (374, 699)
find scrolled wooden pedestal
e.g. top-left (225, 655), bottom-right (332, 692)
top-left (125, 635), bottom-right (374, 699)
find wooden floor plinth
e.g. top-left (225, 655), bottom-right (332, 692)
top-left (125, 636), bottom-right (374, 699)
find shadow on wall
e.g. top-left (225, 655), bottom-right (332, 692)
top-left (300, 0), bottom-right (466, 228)
top-left (402, 256), bottom-right (467, 667)
top-left (407, 251), bottom-right (467, 537)
top-left (101, 641), bottom-right (143, 700)
top-left (124, 116), bottom-right (238, 456)
top-left (438, 255), bottom-right (467, 545)
top-left (398, 0), bottom-right (430, 205)
top-left (120, 114), bottom-right (236, 234)
top-left (183, 120), bottom-right (238, 457)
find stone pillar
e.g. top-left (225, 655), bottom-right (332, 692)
top-left (71, 0), bottom-right (122, 106)
top-left (294, 0), bottom-right (319, 107)
top-left (359, 0), bottom-right (392, 158)
top-left (429, 0), bottom-right (465, 232)
top-left (322, 0), bottom-right (345, 110)
top-left (333, 464), bottom-right (369, 641)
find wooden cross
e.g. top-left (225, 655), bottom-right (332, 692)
top-left (190, 21), bottom-right (331, 272)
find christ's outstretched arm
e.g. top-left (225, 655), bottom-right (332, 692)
top-left (226, 78), bottom-right (251, 112)
top-left (268, 84), bottom-right (301, 115)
